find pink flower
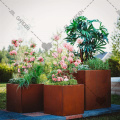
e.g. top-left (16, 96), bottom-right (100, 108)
top-left (60, 77), bottom-right (63, 81)
top-left (14, 43), bottom-right (19, 47)
top-left (57, 69), bottom-right (62, 74)
top-left (68, 45), bottom-right (74, 52)
top-left (68, 57), bottom-right (73, 63)
top-left (52, 74), bottom-right (57, 81)
top-left (57, 77), bottom-right (61, 81)
top-left (61, 63), bottom-right (67, 69)
top-left (18, 68), bottom-right (20, 73)
top-left (38, 57), bottom-right (44, 62)
top-left (24, 58), bottom-right (28, 62)
top-left (77, 38), bottom-right (84, 44)
top-left (30, 51), bottom-right (35, 55)
top-left (62, 56), bottom-right (67, 60)
top-left (57, 48), bottom-right (62, 53)
top-left (18, 39), bottom-right (23, 43)
top-left (52, 74), bottom-right (55, 78)
top-left (9, 50), bottom-right (17, 55)
top-left (63, 43), bottom-right (68, 48)
top-left (74, 62), bottom-right (78, 66)
top-left (69, 52), bottom-right (74, 57)
top-left (24, 52), bottom-right (29, 55)
top-left (53, 62), bottom-right (57, 66)
top-left (22, 66), bottom-right (26, 69)
top-left (52, 52), bottom-right (58, 58)
top-left (30, 43), bottom-right (36, 48)
top-left (54, 35), bottom-right (60, 40)
top-left (57, 77), bottom-right (63, 81)
top-left (14, 63), bottom-right (18, 67)
top-left (66, 44), bottom-right (70, 49)
top-left (76, 59), bottom-right (81, 64)
top-left (27, 64), bottom-right (32, 68)
top-left (63, 76), bottom-right (68, 79)
top-left (24, 69), bottom-right (28, 73)
top-left (12, 40), bottom-right (17, 44)
top-left (59, 60), bottom-right (65, 65)
top-left (30, 57), bottom-right (35, 62)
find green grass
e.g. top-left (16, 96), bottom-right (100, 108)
top-left (0, 83), bottom-right (6, 110)
top-left (0, 83), bottom-right (120, 120)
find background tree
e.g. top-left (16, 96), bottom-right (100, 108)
top-left (108, 16), bottom-right (120, 77)
top-left (111, 17), bottom-right (120, 58)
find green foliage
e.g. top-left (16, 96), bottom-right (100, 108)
top-left (85, 58), bottom-right (109, 70)
top-left (46, 79), bottom-right (77, 86)
top-left (65, 16), bottom-right (109, 61)
top-left (23, 63), bottom-right (45, 84)
top-left (9, 63), bottom-right (45, 87)
top-left (0, 64), bottom-right (14, 82)
top-left (108, 57), bottom-right (120, 77)
top-left (39, 74), bottom-right (48, 84)
top-left (78, 64), bottom-right (90, 70)
top-left (9, 78), bottom-right (29, 87)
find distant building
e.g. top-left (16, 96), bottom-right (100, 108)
top-left (95, 52), bottom-right (112, 61)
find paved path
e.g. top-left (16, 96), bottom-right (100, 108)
top-left (0, 104), bottom-right (120, 120)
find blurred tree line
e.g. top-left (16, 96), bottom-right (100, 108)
top-left (109, 16), bottom-right (120, 77)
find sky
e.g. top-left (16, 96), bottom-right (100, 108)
top-left (0, 0), bottom-right (120, 52)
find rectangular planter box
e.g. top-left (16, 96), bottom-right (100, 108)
top-left (44, 84), bottom-right (84, 116)
top-left (73, 70), bottom-right (111, 110)
top-left (7, 84), bottom-right (44, 113)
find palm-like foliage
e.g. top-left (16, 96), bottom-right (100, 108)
top-left (65, 16), bottom-right (109, 61)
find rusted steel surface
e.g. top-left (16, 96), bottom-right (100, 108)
top-left (44, 84), bottom-right (84, 116)
top-left (7, 84), bottom-right (22, 113)
top-left (73, 70), bottom-right (85, 84)
top-left (73, 70), bottom-right (111, 110)
top-left (7, 84), bottom-right (44, 113)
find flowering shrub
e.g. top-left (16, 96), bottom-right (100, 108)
top-left (9, 39), bottom-right (44, 86)
top-left (47, 35), bottom-right (82, 85)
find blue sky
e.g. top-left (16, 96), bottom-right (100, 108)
top-left (0, 0), bottom-right (120, 52)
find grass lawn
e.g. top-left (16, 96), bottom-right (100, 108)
top-left (0, 83), bottom-right (120, 120)
top-left (0, 83), bottom-right (6, 110)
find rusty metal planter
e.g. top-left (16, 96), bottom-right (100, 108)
top-left (44, 84), bottom-right (84, 116)
top-left (7, 84), bottom-right (44, 113)
top-left (73, 70), bottom-right (111, 110)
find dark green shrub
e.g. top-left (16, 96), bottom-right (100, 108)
top-left (0, 64), bottom-right (14, 82)
top-left (108, 58), bottom-right (120, 77)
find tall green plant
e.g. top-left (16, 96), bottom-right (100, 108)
top-left (65, 16), bottom-right (109, 61)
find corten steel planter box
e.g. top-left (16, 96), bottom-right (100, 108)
top-left (73, 70), bottom-right (111, 110)
top-left (7, 84), bottom-right (44, 113)
top-left (44, 84), bottom-right (84, 116)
